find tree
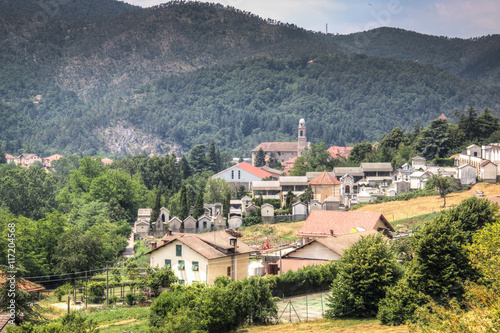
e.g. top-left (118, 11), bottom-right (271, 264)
top-left (137, 266), bottom-right (177, 296)
top-left (179, 155), bottom-right (192, 180)
top-left (326, 233), bottom-right (401, 318)
top-left (150, 191), bottom-right (161, 225)
top-left (0, 146), bottom-right (6, 164)
top-left (192, 190), bottom-right (204, 219)
top-left (222, 190), bottom-right (231, 219)
top-left (207, 140), bottom-right (218, 173)
top-left (458, 106), bottom-right (480, 142)
top-left (255, 148), bottom-right (266, 167)
top-left (189, 144), bottom-right (207, 174)
top-left (285, 189), bottom-right (294, 210)
top-left (426, 175), bottom-right (459, 208)
top-left (204, 178), bottom-right (231, 204)
top-left (348, 142), bottom-right (373, 165)
top-left (178, 184), bottom-right (189, 220)
top-left (477, 107), bottom-right (499, 141)
top-left (468, 220), bottom-right (500, 289)
top-left (416, 119), bottom-right (450, 160)
top-left (300, 142), bottom-right (334, 171)
top-left (299, 185), bottom-right (314, 204)
top-left (288, 155), bottom-right (312, 176)
top-left (235, 185), bottom-right (247, 199)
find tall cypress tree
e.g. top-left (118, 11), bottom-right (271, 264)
top-left (255, 148), bottom-right (266, 167)
top-left (150, 191), bottom-right (161, 225)
top-left (207, 140), bottom-right (218, 173)
top-left (193, 190), bottom-right (205, 219)
top-left (179, 184), bottom-right (189, 221)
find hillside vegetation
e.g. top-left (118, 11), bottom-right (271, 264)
top-left (1, 1), bottom-right (500, 156)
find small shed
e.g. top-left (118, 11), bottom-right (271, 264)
top-left (292, 201), bottom-right (308, 221)
top-left (169, 217), bottom-right (182, 232)
top-left (197, 215), bottom-right (212, 233)
top-left (458, 164), bottom-right (477, 185)
top-left (480, 161), bottom-right (497, 183)
top-left (261, 203), bottom-right (275, 223)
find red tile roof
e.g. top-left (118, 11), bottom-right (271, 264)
top-left (480, 160), bottom-right (495, 167)
top-left (212, 162), bottom-right (273, 179)
top-left (327, 146), bottom-right (353, 159)
top-left (101, 158), bottom-right (113, 165)
top-left (4, 154), bottom-right (16, 159)
top-left (438, 113), bottom-right (447, 119)
top-left (0, 271), bottom-right (45, 293)
top-left (146, 230), bottom-right (255, 259)
top-left (0, 313), bottom-right (10, 332)
top-left (298, 211), bottom-right (394, 237)
top-left (309, 171), bottom-right (341, 185)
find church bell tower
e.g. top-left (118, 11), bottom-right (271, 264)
top-left (298, 118), bottom-right (307, 155)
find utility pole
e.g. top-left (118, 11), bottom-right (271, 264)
top-left (85, 271), bottom-right (88, 310)
top-left (106, 266), bottom-right (109, 306)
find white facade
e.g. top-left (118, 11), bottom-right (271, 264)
top-left (150, 240), bottom-right (209, 285)
top-left (410, 171), bottom-right (431, 190)
top-left (480, 162), bottom-right (497, 182)
top-left (458, 164), bottom-right (477, 185)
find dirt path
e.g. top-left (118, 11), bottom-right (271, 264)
top-left (99, 318), bottom-right (137, 328)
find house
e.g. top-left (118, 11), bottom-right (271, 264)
top-left (282, 156), bottom-right (298, 175)
top-left (101, 158), bottom-right (113, 165)
top-left (4, 154), bottom-right (19, 165)
top-left (251, 118), bottom-right (310, 165)
top-left (458, 164), bottom-right (477, 185)
top-left (134, 208), bottom-right (152, 237)
top-left (360, 162), bottom-right (393, 182)
top-left (211, 162), bottom-right (274, 190)
top-left (410, 171), bottom-right (432, 190)
top-left (327, 146), bottom-right (353, 159)
top-left (0, 270), bottom-right (45, 296)
top-left (261, 203), bottom-right (275, 223)
top-left (19, 154), bottom-right (42, 167)
top-left (297, 210), bottom-right (394, 244)
top-left (251, 181), bottom-right (281, 200)
top-left (309, 171), bottom-right (341, 202)
top-left (412, 156), bottom-right (426, 170)
top-left (197, 215), bottom-right (212, 233)
top-left (147, 230), bottom-right (255, 285)
top-left (260, 166), bottom-right (283, 179)
top-left (280, 230), bottom-right (381, 272)
top-left (480, 161), bottom-right (497, 182)
top-left (43, 154), bottom-right (64, 168)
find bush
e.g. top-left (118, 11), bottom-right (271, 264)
top-left (432, 157), bottom-right (455, 167)
top-left (325, 233), bottom-right (401, 318)
top-left (54, 283), bottom-right (73, 302)
top-left (266, 261), bottom-right (337, 297)
top-left (108, 294), bottom-right (118, 305)
top-left (88, 282), bottom-right (105, 304)
top-left (125, 292), bottom-right (136, 306)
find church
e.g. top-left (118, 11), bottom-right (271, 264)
top-left (251, 118), bottom-right (310, 165)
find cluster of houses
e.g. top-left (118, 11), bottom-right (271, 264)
top-left (4, 153), bottom-right (113, 168)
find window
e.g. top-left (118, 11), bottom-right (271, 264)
top-left (192, 261), bottom-right (199, 271)
top-left (179, 280), bottom-right (185, 285)
top-left (231, 170), bottom-right (234, 179)
top-left (474, 152), bottom-right (478, 157)
top-left (238, 170), bottom-right (241, 179)
top-left (176, 245), bottom-right (182, 256)
top-left (178, 260), bottom-right (185, 270)
top-left (203, 221), bottom-right (207, 229)
top-left (227, 266), bottom-right (231, 277)
top-left (164, 259), bottom-right (171, 268)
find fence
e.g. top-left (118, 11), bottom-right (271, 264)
top-left (276, 291), bottom-right (330, 323)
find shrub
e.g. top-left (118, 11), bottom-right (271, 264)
top-left (54, 283), bottom-right (73, 302)
top-left (325, 233), bottom-right (401, 318)
top-left (108, 294), bottom-right (118, 305)
top-left (125, 292), bottom-right (136, 306)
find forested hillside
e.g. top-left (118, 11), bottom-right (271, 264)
top-left (1, 1), bottom-right (500, 157)
top-left (331, 27), bottom-right (500, 84)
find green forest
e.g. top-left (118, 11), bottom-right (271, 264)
top-left (0, 1), bottom-right (499, 157)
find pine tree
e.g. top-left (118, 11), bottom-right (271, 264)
top-left (285, 190), bottom-right (294, 210)
top-left (255, 148), bottom-right (266, 167)
top-left (193, 190), bottom-right (205, 219)
top-left (207, 140), bottom-right (218, 173)
top-left (0, 146), bottom-right (6, 164)
top-left (222, 191), bottom-right (231, 220)
top-left (150, 191), bottom-right (161, 225)
top-left (179, 184), bottom-right (189, 220)
top-left (189, 144), bottom-right (207, 174)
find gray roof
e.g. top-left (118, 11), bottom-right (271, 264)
top-left (333, 167), bottom-right (363, 176)
top-left (306, 171), bottom-right (335, 181)
top-left (278, 176), bottom-right (308, 185)
top-left (360, 162), bottom-right (393, 172)
top-left (252, 181), bottom-right (280, 189)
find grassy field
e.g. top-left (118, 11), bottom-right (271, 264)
top-left (356, 182), bottom-right (500, 222)
top-left (240, 183), bottom-right (500, 245)
top-left (238, 318), bottom-right (408, 333)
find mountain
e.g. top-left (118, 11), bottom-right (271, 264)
top-left (331, 27), bottom-right (500, 84)
top-left (0, 1), bottom-right (499, 157)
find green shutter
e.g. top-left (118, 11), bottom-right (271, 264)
top-left (178, 260), bottom-right (185, 270)
top-left (192, 261), bottom-right (199, 271)
top-left (179, 280), bottom-right (185, 285)
top-left (164, 259), bottom-right (171, 268)
top-left (176, 244), bottom-right (182, 256)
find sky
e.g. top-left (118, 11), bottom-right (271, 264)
top-left (123, 0), bottom-right (500, 38)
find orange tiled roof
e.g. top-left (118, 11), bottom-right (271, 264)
top-left (327, 146), bottom-right (353, 159)
top-left (4, 154), bottom-right (16, 159)
top-left (438, 113), bottom-right (447, 119)
top-left (309, 171), bottom-right (341, 185)
top-left (298, 211), bottom-right (394, 237)
top-left (212, 162), bottom-right (273, 179)
top-left (101, 158), bottom-right (113, 165)
top-left (0, 271), bottom-right (45, 293)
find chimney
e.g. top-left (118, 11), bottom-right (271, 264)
top-left (151, 241), bottom-right (157, 250)
top-left (330, 229), bottom-right (334, 236)
top-left (166, 228), bottom-right (172, 236)
top-left (229, 237), bottom-right (237, 251)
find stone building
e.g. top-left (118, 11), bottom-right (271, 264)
top-left (251, 118), bottom-right (310, 165)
